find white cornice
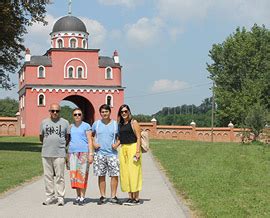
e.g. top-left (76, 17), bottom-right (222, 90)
top-left (51, 31), bottom-right (88, 39)
top-left (30, 86), bottom-right (120, 94)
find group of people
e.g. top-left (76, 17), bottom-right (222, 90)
top-left (40, 103), bottom-right (142, 206)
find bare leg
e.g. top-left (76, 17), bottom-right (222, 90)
top-left (110, 176), bottom-right (118, 198)
top-left (80, 188), bottom-right (86, 198)
top-left (76, 188), bottom-right (81, 197)
top-left (98, 176), bottom-right (106, 197)
top-left (134, 191), bottom-right (140, 200)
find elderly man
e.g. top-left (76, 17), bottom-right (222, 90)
top-left (40, 103), bottom-right (70, 206)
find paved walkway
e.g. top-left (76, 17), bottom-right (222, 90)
top-left (0, 152), bottom-right (190, 218)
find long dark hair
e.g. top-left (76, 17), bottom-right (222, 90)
top-left (117, 104), bottom-right (132, 125)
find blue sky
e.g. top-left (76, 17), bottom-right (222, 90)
top-left (2, 0), bottom-right (270, 115)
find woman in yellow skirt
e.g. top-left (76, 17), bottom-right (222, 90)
top-left (117, 104), bottom-right (142, 206)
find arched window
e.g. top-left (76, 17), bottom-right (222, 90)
top-left (68, 67), bottom-right (74, 78)
top-left (82, 39), bottom-right (87, 49)
top-left (57, 39), bottom-right (63, 48)
top-left (70, 38), bottom-right (77, 48)
top-left (37, 66), bottom-right (45, 78)
top-left (77, 67), bottom-right (83, 78)
top-left (38, 93), bottom-right (45, 106)
top-left (106, 95), bottom-right (113, 107)
top-left (105, 67), bottom-right (113, 79)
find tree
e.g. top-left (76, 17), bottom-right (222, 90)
top-left (0, 97), bottom-right (19, 116)
top-left (245, 104), bottom-right (267, 140)
top-left (0, 1), bottom-right (49, 89)
top-left (207, 24), bottom-right (270, 127)
top-left (60, 106), bottom-right (74, 124)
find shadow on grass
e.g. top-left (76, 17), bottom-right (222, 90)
top-left (0, 142), bottom-right (42, 152)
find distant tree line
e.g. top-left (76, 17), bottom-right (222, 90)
top-left (133, 97), bottom-right (213, 127)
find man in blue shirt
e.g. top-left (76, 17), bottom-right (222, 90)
top-left (92, 104), bottom-right (122, 205)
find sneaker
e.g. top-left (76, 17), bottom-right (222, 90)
top-left (78, 198), bottom-right (86, 206)
top-left (132, 199), bottom-right (140, 205)
top-left (42, 197), bottom-right (57, 205)
top-left (73, 197), bottom-right (80, 205)
top-left (125, 199), bottom-right (140, 206)
top-left (110, 196), bottom-right (122, 205)
top-left (97, 196), bottom-right (106, 205)
top-left (122, 198), bottom-right (133, 206)
top-left (57, 198), bottom-right (65, 206)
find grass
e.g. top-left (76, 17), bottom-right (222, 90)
top-left (0, 136), bottom-right (43, 194)
top-left (150, 139), bottom-right (270, 217)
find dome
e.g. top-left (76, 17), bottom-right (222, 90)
top-left (52, 15), bottom-right (87, 33)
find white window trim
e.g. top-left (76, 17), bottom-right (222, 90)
top-left (20, 97), bottom-right (23, 109)
top-left (64, 58), bottom-right (88, 78)
top-left (69, 37), bottom-right (78, 48)
top-left (67, 66), bottom-right (75, 78)
top-left (37, 65), bottom-right (46, 78)
top-left (76, 66), bottom-right (85, 78)
top-left (105, 94), bottom-right (113, 107)
top-left (105, 67), bottom-right (113, 80)
top-left (37, 93), bottom-right (46, 106)
top-left (57, 38), bottom-right (64, 48)
top-left (82, 39), bottom-right (87, 49)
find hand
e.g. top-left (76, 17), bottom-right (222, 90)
top-left (135, 152), bottom-right (140, 160)
top-left (93, 143), bottom-right (100, 149)
top-left (88, 155), bottom-right (94, 164)
top-left (65, 154), bottom-right (70, 170)
top-left (112, 143), bottom-right (118, 150)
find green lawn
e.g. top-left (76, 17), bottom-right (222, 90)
top-left (0, 137), bottom-right (43, 194)
top-left (151, 140), bottom-right (270, 217)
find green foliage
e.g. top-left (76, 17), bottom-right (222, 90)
top-left (137, 97), bottom-right (213, 126)
top-left (0, 1), bottom-right (48, 89)
top-left (60, 106), bottom-right (73, 123)
top-left (0, 97), bottom-right (19, 116)
top-left (151, 139), bottom-right (270, 217)
top-left (207, 24), bottom-right (270, 127)
top-left (245, 104), bottom-right (267, 139)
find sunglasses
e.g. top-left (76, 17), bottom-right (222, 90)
top-left (73, 113), bottom-right (82, 117)
top-left (121, 110), bottom-right (129, 114)
top-left (49, 110), bottom-right (60, 113)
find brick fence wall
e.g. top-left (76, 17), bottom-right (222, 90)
top-left (0, 117), bottom-right (20, 136)
top-left (1, 116), bottom-right (268, 143)
top-left (139, 120), bottom-right (243, 142)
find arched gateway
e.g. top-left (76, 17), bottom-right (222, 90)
top-left (18, 15), bottom-right (124, 136)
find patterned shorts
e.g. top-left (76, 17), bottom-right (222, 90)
top-left (93, 154), bottom-right (120, 177)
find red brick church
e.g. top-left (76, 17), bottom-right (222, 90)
top-left (18, 14), bottom-right (124, 136)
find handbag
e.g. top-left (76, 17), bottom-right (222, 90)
top-left (131, 120), bottom-right (149, 153)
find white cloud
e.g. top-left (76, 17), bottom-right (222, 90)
top-left (216, 0), bottom-right (270, 25)
top-left (98, 0), bottom-right (142, 8)
top-left (157, 0), bottom-right (213, 22)
top-left (151, 79), bottom-right (189, 93)
top-left (126, 17), bottom-right (164, 47)
top-left (81, 18), bottom-right (107, 48)
top-left (168, 27), bottom-right (184, 41)
top-left (25, 14), bottom-right (56, 55)
top-left (24, 14), bottom-right (107, 54)
top-left (156, 0), bottom-right (270, 25)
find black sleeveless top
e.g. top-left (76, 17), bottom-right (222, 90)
top-left (119, 121), bottom-right (137, 144)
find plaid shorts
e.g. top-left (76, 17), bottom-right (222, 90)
top-left (93, 153), bottom-right (120, 177)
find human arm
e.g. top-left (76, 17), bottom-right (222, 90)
top-left (132, 120), bottom-right (141, 159)
top-left (91, 131), bottom-right (100, 149)
top-left (112, 137), bottom-right (121, 150)
top-left (86, 130), bottom-right (94, 164)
